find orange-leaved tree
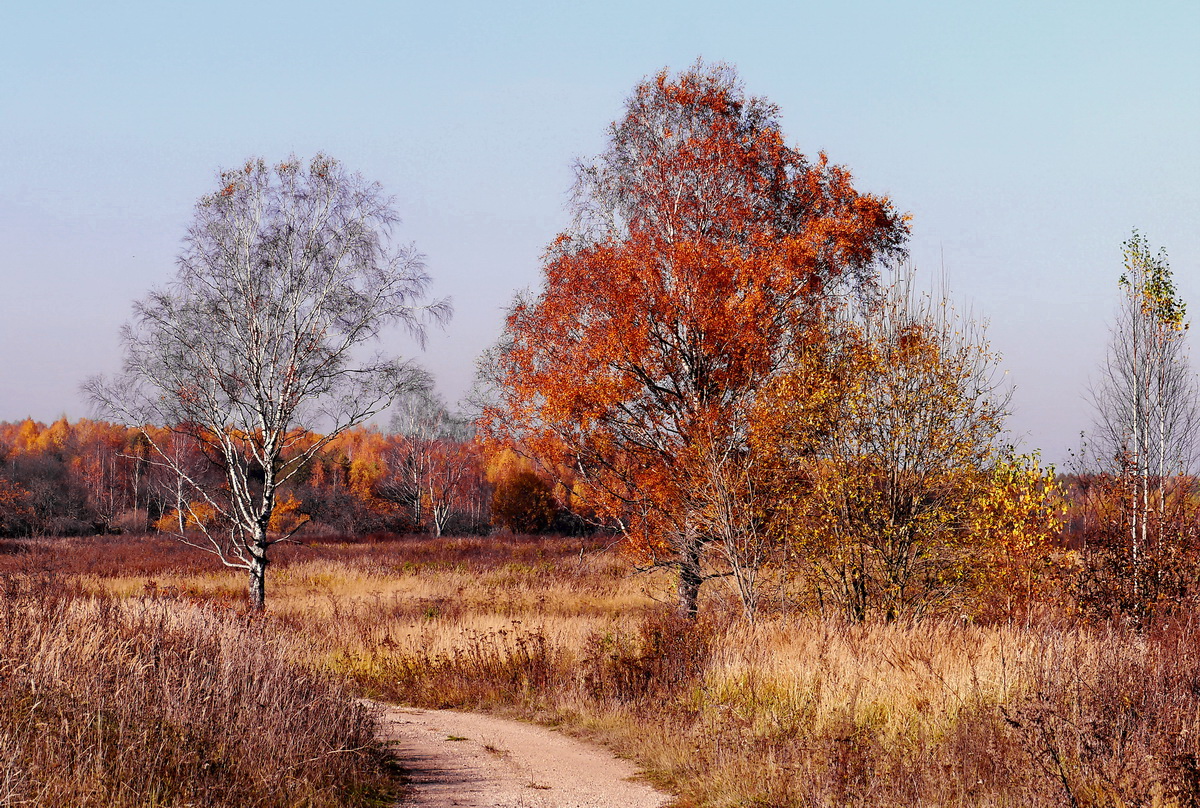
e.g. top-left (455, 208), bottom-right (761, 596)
top-left (483, 62), bottom-right (908, 617)
top-left (0, 477), bottom-right (34, 537)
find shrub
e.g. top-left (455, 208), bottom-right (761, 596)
top-left (491, 470), bottom-right (557, 534)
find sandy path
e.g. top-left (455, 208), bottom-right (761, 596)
top-left (370, 702), bottom-right (672, 808)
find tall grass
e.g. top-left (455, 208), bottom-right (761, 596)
top-left (336, 605), bottom-right (1200, 806)
top-left (262, 537), bottom-right (1200, 807)
top-left (15, 532), bottom-right (1200, 806)
top-left (0, 572), bottom-right (396, 807)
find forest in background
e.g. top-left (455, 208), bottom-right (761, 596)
top-left (0, 413), bottom-right (569, 541)
top-left (3, 408), bottom-right (1199, 626)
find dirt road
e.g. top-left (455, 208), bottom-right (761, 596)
top-left (371, 702), bottom-right (672, 808)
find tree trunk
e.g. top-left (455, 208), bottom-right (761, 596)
top-left (248, 549), bottom-right (268, 611)
top-left (677, 561), bottom-right (701, 619)
top-left (432, 502), bottom-right (447, 537)
top-left (677, 526), bottom-right (703, 619)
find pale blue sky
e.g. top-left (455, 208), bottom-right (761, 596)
top-left (1, 0), bottom-right (1196, 463)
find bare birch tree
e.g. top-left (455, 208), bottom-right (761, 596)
top-left (1088, 231), bottom-right (1197, 594)
top-left (87, 155), bottom-right (449, 609)
top-left (383, 390), bottom-right (476, 536)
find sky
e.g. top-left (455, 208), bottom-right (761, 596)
top-left (1, 0), bottom-right (1196, 465)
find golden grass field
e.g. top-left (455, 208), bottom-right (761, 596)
top-left (3, 532), bottom-right (1200, 807)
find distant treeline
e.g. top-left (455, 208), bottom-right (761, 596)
top-left (0, 418), bottom-right (572, 540)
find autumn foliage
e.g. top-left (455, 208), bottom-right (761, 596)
top-left (0, 418), bottom-right (154, 536)
top-left (485, 62), bottom-right (909, 616)
top-left (491, 469), bottom-right (558, 534)
top-left (751, 272), bottom-right (1066, 619)
top-left (0, 418), bottom-right (511, 540)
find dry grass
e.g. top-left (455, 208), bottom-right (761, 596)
top-left (0, 570), bottom-right (397, 807)
top-left (11, 532), bottom-right (1200, 807)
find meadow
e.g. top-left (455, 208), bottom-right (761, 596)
top-left (3, 532), bottom-right (1199, 807)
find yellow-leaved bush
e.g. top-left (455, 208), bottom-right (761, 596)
top-left (751, 269), bottom-right (1065, 621)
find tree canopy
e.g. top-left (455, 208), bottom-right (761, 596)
top-left (484, 62), bottom-right (909, 616)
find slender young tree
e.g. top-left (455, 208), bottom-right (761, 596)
top-left (88, 155), bottom-right (448, 609)
top-left (1088, 231), bottom-right (1197, 596)
top-left (383, 390), bottom-right (477, 537)
top-left (484, 62), bottom-right (908, 617)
